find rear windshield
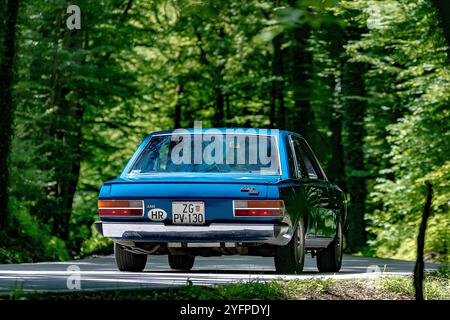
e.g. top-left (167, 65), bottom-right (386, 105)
top-left (128, 133), bottom-right (280, 175)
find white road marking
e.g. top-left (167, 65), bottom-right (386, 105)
top-left (0, 254), bottom-right (438, 294)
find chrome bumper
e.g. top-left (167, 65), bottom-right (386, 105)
top-left (95, 221), bottom-right (292, 245)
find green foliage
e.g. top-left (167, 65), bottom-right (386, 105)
top-left (430, 264), bottom-right (450, 279)
top-left (1, 0), bottom-right (449, 264)
top-left (0, 198), bottom-right (68, 263)
top-left (342, 0), bottom-right (450, 262)
top-left (79, 225), bottom-right (113, 258)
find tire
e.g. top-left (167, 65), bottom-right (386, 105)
top-left (168, 254), bottom-right (195, 271)
top-left (114, 243), bottom-right (147, 272)
top-left (316, 217), bottom-right (343, 273)
top-left (274, 219), bottom-right (305, 274)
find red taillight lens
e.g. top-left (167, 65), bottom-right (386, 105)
top-left (98, 200), bottom-right (143, 217)
top-left (234, 209), bottom-right (284, 217)
top-left (233, 200), bottom-right (285, 217)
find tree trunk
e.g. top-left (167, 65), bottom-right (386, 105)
top-left (0, 0), bottom-right (20, 229)
top-left (342, 59), bottom-right (368, 252)
top-left (326, 24), bottom-right (346, 190)
top-left (213, 27), bottom-right (226, 128)
top-left (213, 87), bottom-right (225, 127)
top-left (46, 11), bottom-right (84, 240)
top-left (289, 25), bottom-right (313, 139)
top-left (0, 0), bottom-right (7, 56)
top-left (414, 182), bottom-right (433, 300)
top-left (432, 0), bottom-right (450, 56)
top-left (173, 84), bottom-right (184, 129)
top-left (328, 107), bottom-right (346, 190)
top-left (51, 97), bottom-right (84, 240)
top-left (225, 94), bottom-right (231, 125)
top-left (192, 20), bottom-right (226, 128)
top-left (270, 34), bottom-right (284, 128)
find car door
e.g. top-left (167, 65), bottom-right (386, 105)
top-left (291, 136), bottom-right (337, 238)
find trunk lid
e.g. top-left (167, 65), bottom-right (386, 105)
top-left (102, 174), bottom-right (281, 223)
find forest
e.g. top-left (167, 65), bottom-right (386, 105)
top-left (0, 0), bottom-right (449, 264)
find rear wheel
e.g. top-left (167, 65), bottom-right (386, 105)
top-left (168, 254), bottom-right (195, 271)
top-left (114, 243), bottom-right (147, 272)
top-left (316, 218), bottom-right (343, 272)
top-left (274, 219), bottom-right (305, 274)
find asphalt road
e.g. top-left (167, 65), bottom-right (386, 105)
top-left (0, 254), bottom-right (439, 294)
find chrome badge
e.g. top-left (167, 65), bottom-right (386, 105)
top-left (240, 186), bottom-right (260, 195)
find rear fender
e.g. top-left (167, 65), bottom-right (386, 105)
top-left (277, 182), bottom-right (309, 233)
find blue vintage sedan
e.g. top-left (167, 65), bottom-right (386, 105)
top-left (95, 128), bottom-right (347, 274)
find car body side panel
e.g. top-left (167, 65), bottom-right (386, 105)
top-left (99, 184), bottom-right (111, 198)
top-left (278, 132), bottom-right (344, 240)
top-left (277, 181), bottom-right (311, 235)
top-left (96, 129), bottom-right (346, 250)
top-left (277, 180), bottom-right (338, 239)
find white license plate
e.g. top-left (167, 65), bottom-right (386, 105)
top-left (172, 202), bottom-right (205, 225)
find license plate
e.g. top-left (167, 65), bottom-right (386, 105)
top-left (172, 202), bottom-right (205, 225)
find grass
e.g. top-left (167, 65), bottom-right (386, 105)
top-left (8, 281), bottom-right (283, 301)
top-left (379, 266), bottom-right (450, 300)
top-left (6, 272), bottom-right (449, 300)
top-left (430, 264), bottom-right (450, 279)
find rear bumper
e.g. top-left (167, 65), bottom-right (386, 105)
top-left (94, 221), bottom-right (292, 245)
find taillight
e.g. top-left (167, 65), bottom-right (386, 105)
top-left (98, 200), bottom-right (144, 217)
top-left (233, 200), bottom-right (285, 217)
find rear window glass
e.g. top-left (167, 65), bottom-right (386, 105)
top-left (128, 133), bottom-right (281, 175)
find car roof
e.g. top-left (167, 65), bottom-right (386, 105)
top-left (148, 128), bottom-right (297, 137)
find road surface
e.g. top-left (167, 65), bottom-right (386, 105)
top-left (0, 254), bottom-right (439, 295)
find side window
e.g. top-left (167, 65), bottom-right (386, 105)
top-left (285, 137), bottom-right (297, 179)
top-left (292, 138), bottom-right (319, 179)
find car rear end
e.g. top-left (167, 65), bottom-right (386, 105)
top-left (96, 176), bottom-right (292, 245)
top-left (94, 130), bottom-right (294, 270)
